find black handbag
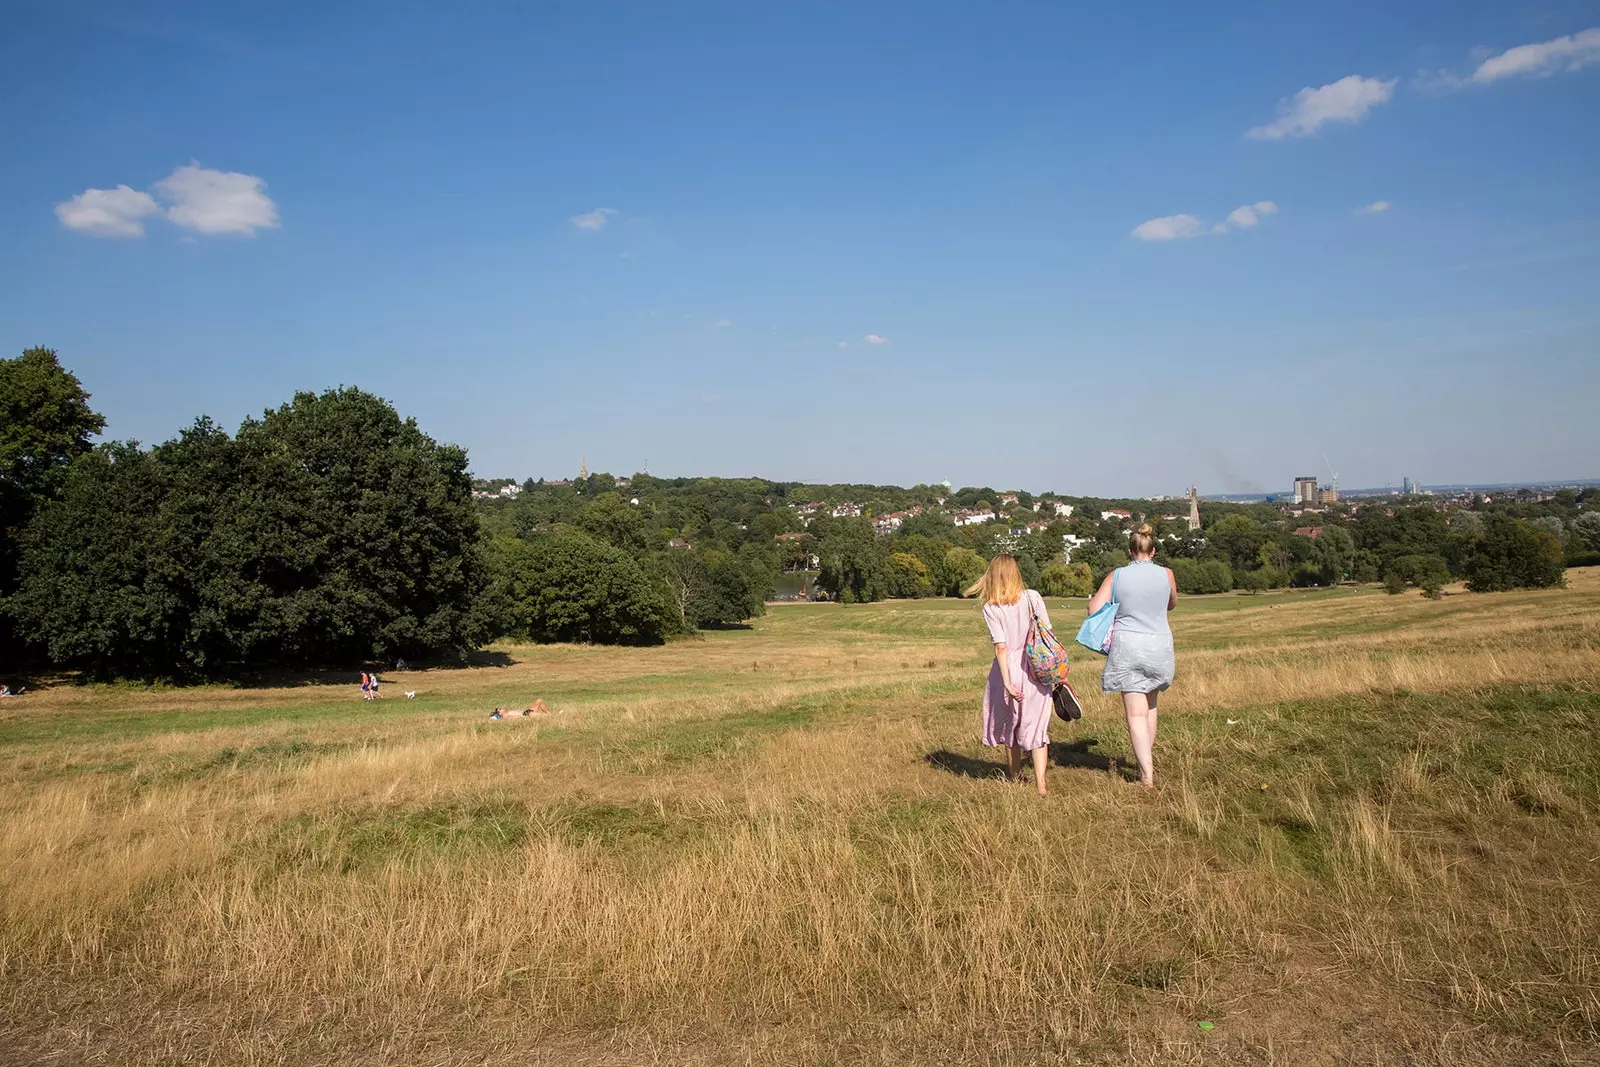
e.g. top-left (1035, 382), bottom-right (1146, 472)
top-left (1052, 682), bottom-right (1083, 722)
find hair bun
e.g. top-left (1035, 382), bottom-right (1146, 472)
top-left (1136, 522), bottom-right (1156, 536)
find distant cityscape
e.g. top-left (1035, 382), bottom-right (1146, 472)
top-left (1206, 475), bottom-right (1600, 505)
top-left (476, 464), bottom-right (1600, 509)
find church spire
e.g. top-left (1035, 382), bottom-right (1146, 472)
top-left (579, 457), bottom-right (589, 480)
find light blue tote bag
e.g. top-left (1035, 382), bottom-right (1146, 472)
top-left (1074, 569), bottom-right (1118, 654)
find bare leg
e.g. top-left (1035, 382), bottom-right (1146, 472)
top-left (1007, 744), bottom-right (1023, 783)
top-left (1031, 745), bottom-right (1048, 796)
top-left (1122, 691), bottom-right (1155, 787)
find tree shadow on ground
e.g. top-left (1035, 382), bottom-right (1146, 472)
top-left (924, 738), bottom-right (1132, 781)
top-left (228, 650), bottom-right (517, 690)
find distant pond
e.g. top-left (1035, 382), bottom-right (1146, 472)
top-left (769, 571), bottom-right (820, 601)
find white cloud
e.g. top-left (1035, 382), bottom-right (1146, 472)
top-left (570, 207), bottom-right (619, 231)
top-left (1357, 200), bottom-right (1392, 215)
top-left (862, 333), bottom-right (888, 345)
top-left (1468, 27), bottom-right (1600, 83)
top-left (837, 341), bottom-right (850, 349)
top-left (54, 184), bottom-right (161, 237)
top-left (713, 319), bottom-right (731, 328)
top-left (1247, 75), bottom-right (1397, 139)
top-left (1131, 214), bottom-right (1206, 241)
top-left (1134, 202), bottom-right (1278, 241)
top-left (1225, 200), bottom-right (1278, 229)
top-left (155, 164), bottom-right (279, 236)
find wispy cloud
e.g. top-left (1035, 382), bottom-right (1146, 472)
top-left (1224, 201), bottom-right (1278, 229)
top-left (570, 207), bottom-right (619, 231)
top-left (1246, 75), bottom-right (1397, 139)
top-left (1356, 200), bottom-right (1392, 215)
top-left (156, 164), bottom-right (279, 236)
top-left (55, 184), bottom-right (160, 237)
top-left (1467, 27), bottom-right (1600, 83)
top-left (1133, 202), bottom-right (1277, 242)
top-left (1131, 214), bottom-right (1206, 241)
top-left (712, 319), bottom-right (731, 329)
top-left (862, 333), bottom-right (888, 346)
top-left (56, 164), bottom-right (278, 238)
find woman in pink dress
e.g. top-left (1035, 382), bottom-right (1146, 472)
top-left (967, 554), bottom-right (1054, 796)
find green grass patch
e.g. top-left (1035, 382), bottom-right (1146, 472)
top-left (255, 796), bottom-right (531, 874)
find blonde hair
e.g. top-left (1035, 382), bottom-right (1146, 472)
top-left (966, 553), bottom-right (1025, 604)
top-left (1129, 522), bottom-right (1157, 557)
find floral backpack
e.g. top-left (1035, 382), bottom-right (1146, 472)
top-left (1022, 591), bottom-right (1071, 687)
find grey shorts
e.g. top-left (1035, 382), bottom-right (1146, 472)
top-left (1101, 630), bottom-right (1175, 695)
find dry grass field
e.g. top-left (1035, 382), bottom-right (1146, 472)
top-left (2, 572), bottom-right (1599, 1066)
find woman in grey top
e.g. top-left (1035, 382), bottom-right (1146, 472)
top-left (1086, 523), bottom-right (1176, 788)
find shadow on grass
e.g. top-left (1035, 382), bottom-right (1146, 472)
top-left (1049, 737), bottom-right (1119, 774)
top-left (230, 650), bottom-right (517, 690)
top-left (923, 750), bottom-right (1008, 780)
top-left (924, 738), bottom-right (1126, 781)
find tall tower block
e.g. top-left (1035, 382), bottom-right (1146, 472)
top-left (1187, 487), bottom-right (1201, 532)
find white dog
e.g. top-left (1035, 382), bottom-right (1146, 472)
top-left (404, 691), bottom-right (417, 699)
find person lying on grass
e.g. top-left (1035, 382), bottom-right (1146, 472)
top-left (489, 699), bottom-right (551, 720)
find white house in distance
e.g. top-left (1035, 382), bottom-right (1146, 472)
top-left (1101, 508), bottom-right (1134, 523)
top-left (954, 508), bottom-right (998, 526)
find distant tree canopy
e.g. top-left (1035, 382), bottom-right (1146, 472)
top-left (10, 388), bottom-right (487, 677)
top-left (1463, 514), bottom-right (1566, 593)
top-left (488, 527), bottom-right (667, 645)
top-left (1039, 561), bottom-right (1094, 598)
top-left (816, 518), bottom-right (887, 604)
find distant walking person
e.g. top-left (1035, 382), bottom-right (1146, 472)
top-left (968, 554), bottom-right (1055, 796)
top-left (369, 671), bottom-right (381, 699)
top-left (359, 672), bottom-right (372, 700)
top-left (1087, 523), bottom-right (1176, 788)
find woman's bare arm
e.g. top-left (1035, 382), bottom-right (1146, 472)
top-left (1167, 567), bottom-right (1178, 610)
top-left (993, 642), bottom-right (1022, 700)
top-left (1086, 572), bottom-right (1115, 615)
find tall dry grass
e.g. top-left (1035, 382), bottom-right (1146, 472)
top-left (2, 574), bottom-right (1598, 1065)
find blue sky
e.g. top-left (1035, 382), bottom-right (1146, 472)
top-left (3, 1), bottom-right (1597, 496)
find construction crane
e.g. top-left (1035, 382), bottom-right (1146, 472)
top-left (1322, 453), bottom-right (1340, 495)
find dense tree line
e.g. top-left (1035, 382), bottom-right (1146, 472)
top-left (0, 348), bottom-right (105, 664)
top-left (2, 356), bottom-right (489, 678)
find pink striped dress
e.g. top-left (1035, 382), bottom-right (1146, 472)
top-left (980, 589), bottom-right (1053, 751)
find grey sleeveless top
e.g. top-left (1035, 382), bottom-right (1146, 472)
top-left (1113, 561), bottom-right (1171, 636)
